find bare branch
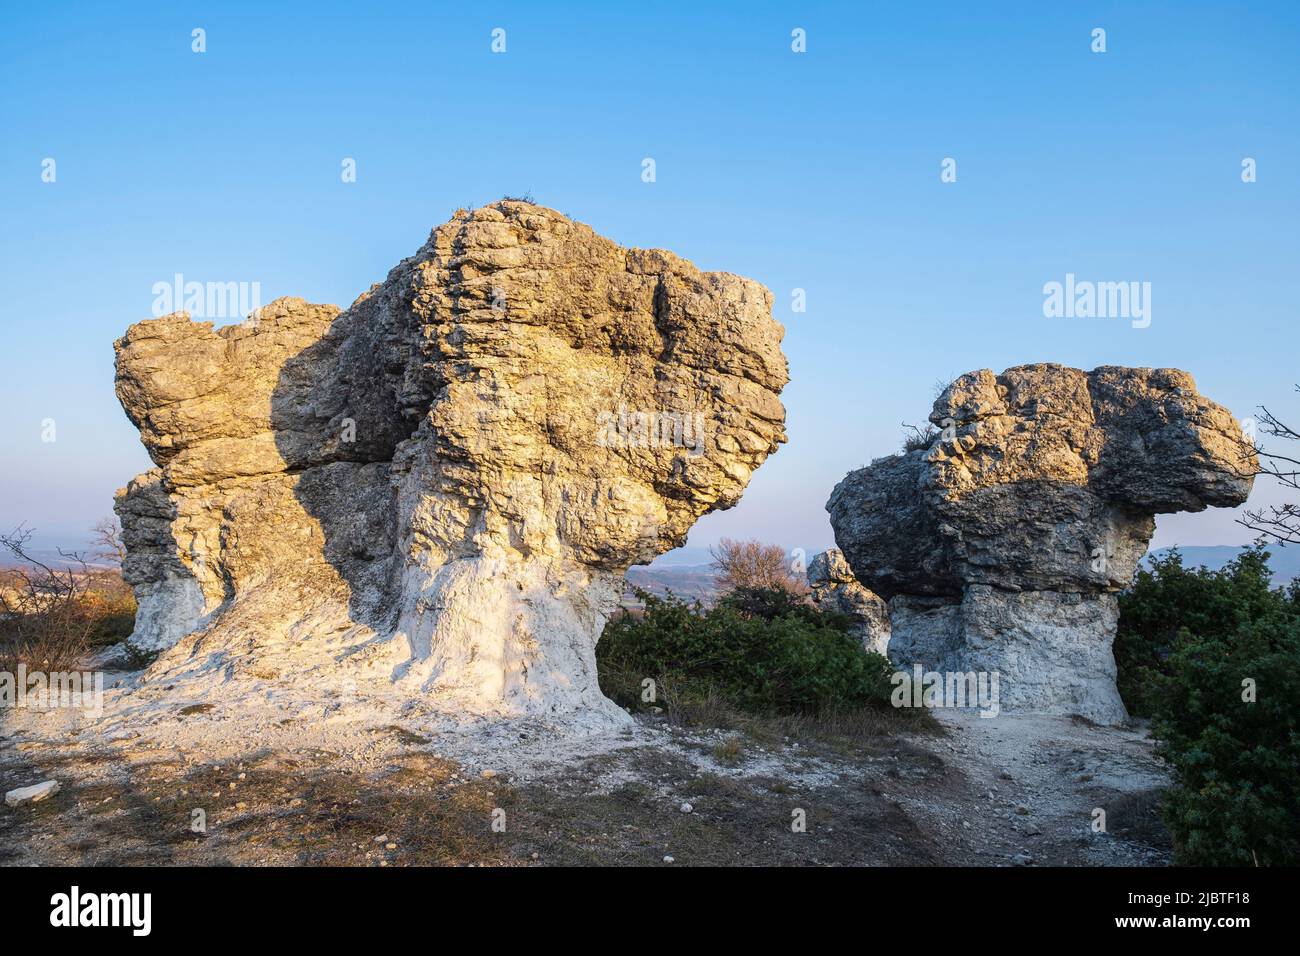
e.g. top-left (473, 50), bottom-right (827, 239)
top-left (709, 537), bottom-right (807, 595)
top-left (90, 516), bottom-right (127, 567)
top-left (1236, 388), bottom-right (1300, 546)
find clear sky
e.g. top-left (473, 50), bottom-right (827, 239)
top-left (1, 1), bottom-right (1297, 559)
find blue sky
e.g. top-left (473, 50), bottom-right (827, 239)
top-left (1, 1), bottom-right (1297, 558)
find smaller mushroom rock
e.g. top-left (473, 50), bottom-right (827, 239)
top-left (827, 364), bottom-right (1255, 724)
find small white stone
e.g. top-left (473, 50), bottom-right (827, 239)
top-left (5, 780), bottom-right (61, 807)
top-left (662, 855), bottom-right (674, 864)
top-left (679, 802), bottom-right (693, 814)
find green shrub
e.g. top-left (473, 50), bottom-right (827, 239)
top-left (597, 588), bottom-right (894, 718)
top-left (1153, 613), bottom-right (1300, 865)
top-left (1115, 544), bottom-right (1290, 716)
top-left (1117, 543), bottom-right (1300, 864)
top-left (716, 585), bottom-right (849, 628)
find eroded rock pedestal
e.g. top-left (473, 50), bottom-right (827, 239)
top-left (114, 201), bottom-right (787, 724)
top-left (827, 365), bottom-right (1255, 723)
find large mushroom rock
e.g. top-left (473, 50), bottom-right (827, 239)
top-left (113, 201), bottom-right (788, 724)
top-left (806, 549), bottom-right (890, 655)
top-left (827, 364), bottom-right (1255, 723)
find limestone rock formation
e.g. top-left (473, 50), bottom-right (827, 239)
top-left (807, 549), bottom-right (890, 654)
top-left (114, 201), bottom-right (788, 724)
top-left (827, 365), bottom-right (1255, 723)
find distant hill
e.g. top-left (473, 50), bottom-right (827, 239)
top-left (623, 565), bottom-right (718, 605)
top-left (624, 544), bottom-right (1300, 606)
top-left (643, 546), bottom-right (716, 569)
top-left (1145, 545), bottom-right (1300, 584)
top-left (0, 547), bottom-right (113, 571)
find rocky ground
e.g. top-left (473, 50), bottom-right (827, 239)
top-left (0, 674), bottom-right (1171, 867)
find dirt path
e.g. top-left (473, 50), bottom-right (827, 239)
top-left (0, 690), bottom-right (1172, 866)
top-left (888, 711), bottom-right (1172, 866)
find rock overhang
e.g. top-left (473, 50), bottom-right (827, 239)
top-left (112, 200), bottom-right (789, 724)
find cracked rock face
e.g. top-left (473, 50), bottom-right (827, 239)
top-left (114, 201), bottom-right (787, 724)
top-left (807, 549), bottom-right (890, 655)
top-left (827, 364), bottom-right (1255, 723)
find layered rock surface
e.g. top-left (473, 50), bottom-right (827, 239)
top-left (807, 549), bottom-right (890, 655)
top-left (114, 201), bottom-right (787, 723)
top-left (827, 365), bottom-right (1255, 723)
